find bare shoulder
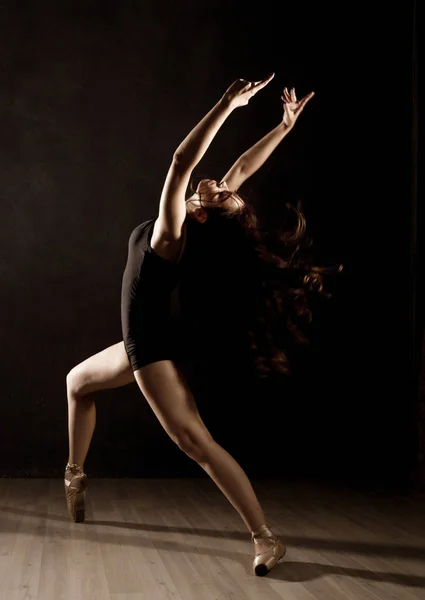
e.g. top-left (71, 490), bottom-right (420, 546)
top-left (150, 218), bottom-right (187, 264)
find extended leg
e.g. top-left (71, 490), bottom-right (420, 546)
top-left (134, 360), bottom-right (286, 575)
top-left (134, 362), bottom-right (277, 528)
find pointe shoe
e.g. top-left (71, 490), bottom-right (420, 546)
top-left (64, 462), bottom-right (88, 523)
top-left (251, 523), bottom-right (286, 576)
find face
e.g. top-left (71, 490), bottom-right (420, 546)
top-left (187, 179), bottom-right (245, 217)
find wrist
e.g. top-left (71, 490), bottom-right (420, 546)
top-left (218, 94), bottom-right (237, 113)
top-left (279, 121), bottom-right (293, 134)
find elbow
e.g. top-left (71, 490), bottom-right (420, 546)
top-left (236, 159), bottom-right (248, 177)
top-left (172, 151), bottom-right (186, 168)
top-left (172, 151), bottom-right (194, 172)
top-left (172, 150), bottom-right (182, 164)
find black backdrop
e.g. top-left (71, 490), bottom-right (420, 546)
top-left (0, 1), bottom-right (417, 484)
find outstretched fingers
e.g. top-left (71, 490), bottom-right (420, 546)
top-left (283, 87), bottom-right (292, 103)
top-left (282, 87), bottom-right (315, 110)
top-left (296, 91), bottom-right (315, 112)
top-left (252, 72), bottom-right (275, 93)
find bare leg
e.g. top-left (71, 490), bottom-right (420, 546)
top-left (198, 443), bottom-right (266, 533)
top-left (66, 341), bottom-right (135, 470)
top-left (134, 360), bottom-right (267, 534)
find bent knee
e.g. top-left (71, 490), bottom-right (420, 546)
top-left (173, 426), bottom-right (215, 462)
top-left (66, 366), bottom-right (91, 397)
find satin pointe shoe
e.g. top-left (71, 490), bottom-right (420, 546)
top-left (64, 462), bottom-right (88, 523)
top-left (251, 523), bottom-right (286, 576)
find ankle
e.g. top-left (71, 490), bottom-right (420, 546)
top-left (251, 523), bottom-right (275, 541)
top-left (66, 461), bottom-right (84, 472)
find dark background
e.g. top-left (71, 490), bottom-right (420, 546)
top-left (0, 1), bottom-right (420, 485)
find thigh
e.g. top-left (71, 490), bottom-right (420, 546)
top-left (68, 341), bottom-right (135, 396)
top-left (134, 360), bottom-right (212, 441)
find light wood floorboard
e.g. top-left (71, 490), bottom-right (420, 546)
top-left (0, 478), bottom-right (424, 600)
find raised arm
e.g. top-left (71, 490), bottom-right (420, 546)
top-left (154, 74), bottom-right (275, 240)
top-left (221, 87), bottom-right (315, 192)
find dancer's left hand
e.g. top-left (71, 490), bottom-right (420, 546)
top-left (282, 87), bottom-right (315, 129)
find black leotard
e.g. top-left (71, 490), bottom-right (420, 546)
top-left (121, 214), bottom-right (260, 373)
top-left (121, 218), bottom-right (186, 371)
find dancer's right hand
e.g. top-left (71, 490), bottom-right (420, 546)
top-left (223, 73), bottom-right (275, 108)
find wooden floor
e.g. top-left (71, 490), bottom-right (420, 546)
top-left (0, 477), bottom-right (424, 600)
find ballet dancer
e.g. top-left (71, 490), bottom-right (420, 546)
top-left (65, 73), bottom-right (327, 576)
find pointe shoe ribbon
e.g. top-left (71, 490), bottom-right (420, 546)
top-left (251, 523), bottom-right (286, 576)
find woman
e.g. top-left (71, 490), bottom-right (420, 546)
top-left (65, 73), bottom-right (322, 577)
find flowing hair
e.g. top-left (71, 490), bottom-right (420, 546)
top-left (185, 182), bottom-right (343, 378)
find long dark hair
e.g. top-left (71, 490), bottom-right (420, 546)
top-left (185, 183), bottom-right (342, 378)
